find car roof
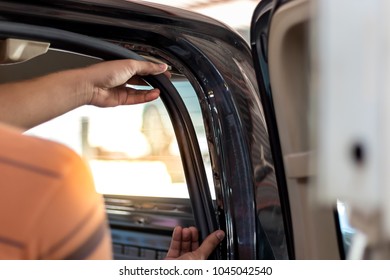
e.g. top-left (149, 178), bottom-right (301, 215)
top-left (0, 0), bottom-right (237, 33)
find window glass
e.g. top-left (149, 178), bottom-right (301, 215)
top-left (26, 84), bottom-right (212, 199)
top-left (21, 53), bottom-right (214, 200)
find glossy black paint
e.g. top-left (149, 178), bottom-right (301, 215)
top-left (0, 0), bottom-right (290, 259)
top-left (250, 0), bottom-right (295, 259)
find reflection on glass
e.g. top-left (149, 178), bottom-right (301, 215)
top-left (25, 80), bottom-right (214, 200)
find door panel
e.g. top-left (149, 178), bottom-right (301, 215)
top-left (251, 0), bottom-right (341, 259)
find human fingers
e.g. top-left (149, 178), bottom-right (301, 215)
top-left (90, 85), bottom-right (160, 107)
top-left (195, 230), bottom-right (225, 260)
top-left (165, 226), bottom-right (183, 259)
top-left (181, 227), bottom-right (198, 254)
top-left (189, 226), bottom-right (199, 251)
top-left (83, 59), bottom-right (170, 107)
top-left (88, 59), bottom-right (168, 88)
top-left (121, 86), bottom-right (160, 105)
top-left (127, 68), bottom-right (172, 86)
top-left (127, 59), bottom-right (168, 77)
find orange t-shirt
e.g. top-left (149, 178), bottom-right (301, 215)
top-left (0, 124), bottom-right (112, 259)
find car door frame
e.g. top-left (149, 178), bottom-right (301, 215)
top-left (0, 19), bottom-right (221, 255)
top-left (250, 0), bottom-right (343, 259)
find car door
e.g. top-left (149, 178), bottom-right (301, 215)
top-left (0, 0), bottom-right (292, 260)
top-left (250, 0), bottom-right (344, 259)
top-left (0, 0), bottom-right (221, 260)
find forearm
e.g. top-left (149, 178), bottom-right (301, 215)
top-left (0, 68), bottom-right (89, 130)
top-left (0, 59), bottom-right (167, 130)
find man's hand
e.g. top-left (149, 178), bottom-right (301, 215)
top-left (82, 59), bottom-right (170, 107)
top-left (165, 226), bottom-right (225, 260)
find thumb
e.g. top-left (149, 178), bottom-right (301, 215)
top-left (196, 230), bottom-right (225, 260)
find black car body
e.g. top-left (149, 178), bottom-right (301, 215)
top-left (0, 0), bottom-right (344, 260)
